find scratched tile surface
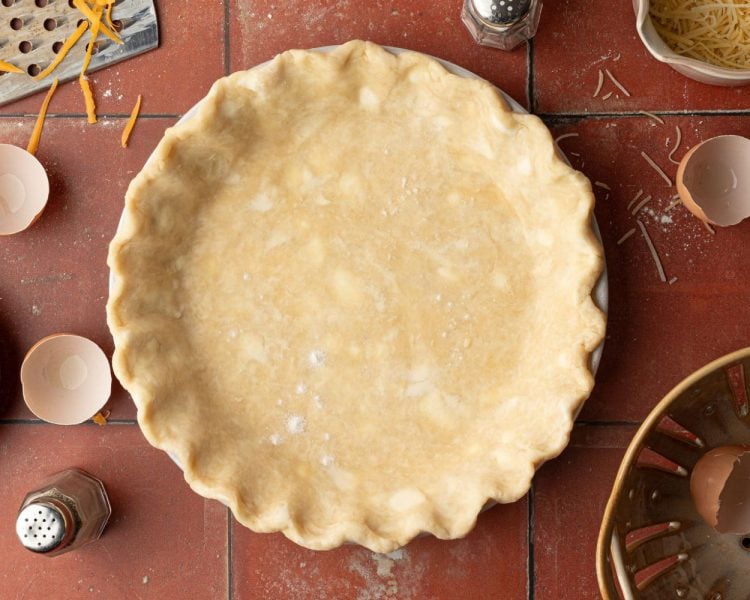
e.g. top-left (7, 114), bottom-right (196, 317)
top-left (1, 1), bottom-right (749, 598)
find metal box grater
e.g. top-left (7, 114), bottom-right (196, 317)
top-left (0, 0), bottom-right (158, 106)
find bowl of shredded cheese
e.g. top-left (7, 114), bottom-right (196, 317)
top-left (634, 0), bottom-right (750, 86)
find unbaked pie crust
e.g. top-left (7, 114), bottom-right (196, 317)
top-left (108, 40), bottom-right (605, 552)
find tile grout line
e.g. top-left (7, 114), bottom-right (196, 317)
top-left (0, 113), bottom-right (181, 119)
top-left (527, 484), bottom-right (535, 600)
top-left (223, 0), bottom-right (231, 76)
top-left (227, 508), bottom-right (234, 600)
top-left (539, 109), bottom-right (750, 120)
top-left (0, 419), bottom-right (138, 425)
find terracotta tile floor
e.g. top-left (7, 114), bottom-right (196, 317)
top-left (1, 1), bottom-right (749, 598)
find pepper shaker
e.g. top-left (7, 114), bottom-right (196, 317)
top-left (461, 0), bottom-right (543, 51)
top-left (15, 468), bottom-right (111, 557)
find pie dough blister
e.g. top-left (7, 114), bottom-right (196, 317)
top-left (108, 40), bottom-right (605, 552)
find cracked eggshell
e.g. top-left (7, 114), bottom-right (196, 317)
top-left (0, 144), bottom-right (50, 236)
top-left (676, 135), bottom-right (750, 227)
top-left (690, 445), bottom-right (750, 534)
top-left (21, 334), bottom-right (112, 425)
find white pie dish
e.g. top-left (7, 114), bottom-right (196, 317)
top-left (108, 42), bottom-right (608, 548)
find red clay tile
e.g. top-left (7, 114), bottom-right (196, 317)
top-left (547, 115), bottom-right (750, 423)
top-left (0, 424), bottom-right (227, 599)
top-left (0, 0), bottom-right (225, 116)
top-left (229, 0), bottom-right (530, 110)
top-left (0, 117), bottom-right (176, 421)
top-left (533, 0), bottom-right (750, 114)
top-left (533, 425), bottom-right (637, 600)
top-left (232, 499), bottom-right (528, 600)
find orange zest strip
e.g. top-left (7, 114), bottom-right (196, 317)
top-left (27, 78), bottom-right (59, 155)
top-left (78, 4), bottom-right (103, 124)
top-left (105, 1), bottom-right (115, 33)
top-left (34, 20), bottom-right (89, 80)
top-left (80, 77), bottom-right (97, 124)
top-left (0, 60), bottom-right (23, 74)
top-left (121, 94), bottom-right (142, 148)
top-left (81, 4), bottom-right (103, 76)
top-left (72, 0), bottom-right (122, 45)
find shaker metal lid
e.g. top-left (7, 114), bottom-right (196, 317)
top-left (16, 503), bottom-right (66, 553)
top-left (471, 0), bottom-right (531, 25)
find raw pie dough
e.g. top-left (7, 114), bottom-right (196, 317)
top-left (108, 41), bottom-right (605, 552)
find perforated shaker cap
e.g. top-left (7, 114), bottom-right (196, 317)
top-left (471, 0), bottom-right (532, 25)
top-left (16, 503), bottom-right (67, 553)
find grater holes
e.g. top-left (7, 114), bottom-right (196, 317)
top-left (111, 19), bottom-right (123, 32)
top-left (19, 40), bottom-right (32, 53)
top-left (52, 41), bottom-right (63, 53)
top-left (10, 16), bottom-right (22, 29)
top-left (35, 0), bottom-right (48, 6)
top-left (2, 0), bottom-right (15, 7)
top-left (86, 41), bottom-right (101, 55)
top-left (43, 18), bottom-right (56, 31)
top-left (27, 64), bottom-right (40, 76)
top-left (76, 18), bottom-right (85, 27)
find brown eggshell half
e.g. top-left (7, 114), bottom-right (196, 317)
top-left (21, 334), bottom-right (112, 425)
top-left (0, 144), bottom-right (50, 235)
top-left (676, 135), bottom-right (750, 227)
top-left (690, 445), bottom-right (750, 533)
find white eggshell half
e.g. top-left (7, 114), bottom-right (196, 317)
top-left (0, 144), bottom-right (50, 235)
top-left (677, 135), bottom-right (750, 227)
top-left (21, 334), bottom-right (112, 425)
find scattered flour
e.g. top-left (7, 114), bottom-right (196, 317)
top-left (286, 415), bottom-right (306, 434)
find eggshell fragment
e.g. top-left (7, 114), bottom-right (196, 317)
top-left (0, 144), bottom-right (50, 235)
top-left (21, 334), bottom-right (112, 425)
top-left (690, 445), bottom-right (750, 534)
top-left (676, 135), bottom-right (750, 227)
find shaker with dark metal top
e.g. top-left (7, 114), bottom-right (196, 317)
top-left (16, 468), bottom-right (111, 557)
top-left (461, 0), bottom-right (543, 50)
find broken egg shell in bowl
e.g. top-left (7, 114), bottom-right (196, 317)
top-left (0, 144), bottom-right (50, 236)
top-left (21, 334), bottom-right (112, 425)
top-left (597, 347), bottom-right (750, 600)
top-left (676, 135), bottom-right (750, 227)
top-left (690, 445), bottom-right (750, 535)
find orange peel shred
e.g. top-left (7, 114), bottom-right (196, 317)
top-left (73, 0), bottom-right (122, 45)
top-left (121, 94), bottom-right (142, 148)
top-left (35, 20), bottom-right (89, 80)
top-left (27, 78), bottom-right (59, 156)
top-left (0, 60), bottom-right (23, 74)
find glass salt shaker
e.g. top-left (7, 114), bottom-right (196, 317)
top-left (15, 468), bottom-right (111, 557)
top-left (461, 0), bottom-right (543, 50)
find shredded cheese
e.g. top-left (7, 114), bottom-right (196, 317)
top-left (602, 91), bottom-right (613, 100)
top-left (637, 220), bottom-right (668, 282)
top-left (121, 94), bottom-right (142, 148)
top-left (92, 411), bottom-right (109, 426)
top-left (0, 60), bottom-right (23, 74)
top-left (27, 79), bottom-right (58, 156)
top-left (631, 194), bottom-right (654, 215)
top-left (665, 199), bottom-right (682, 212)
top-left (595, 181), bottom-right (612, 190)
top-left (628, 189), bottom-right (644, 210)
top-left (617, 228), bottom-right (637, 244)
top-left (703, 221), bottom-right (716, 234)
top-left (554, 132), bottom-right (579, 144)
top-left (73, 0), bottom-right (123, 45)
top-left (668, 125), bottom-right (683, 164)
top-left (668, 276), bottom-right (678, 285)
top-left (605, 68), bottom-right (631, 97)
top-left (593, 69), bottom-right (605, 97)
top-left (650, 0), bottom-right (750, 69)
top-left (35, 21), bottom-right (89, 80)
top-left (641, 151), bottom-right (673, 186)
top-left (639, 110), bottom-right (665, 125)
